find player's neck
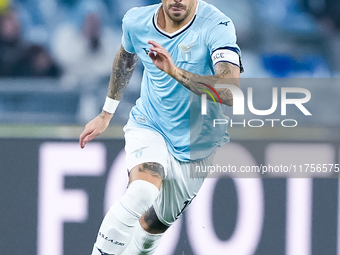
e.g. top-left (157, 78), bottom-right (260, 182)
top-left (157, 3), bottom-right (197, 34)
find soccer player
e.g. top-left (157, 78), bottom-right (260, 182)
top-left (79, 0), bottom-right (242, 254)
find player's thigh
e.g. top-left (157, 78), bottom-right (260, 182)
top-left (129, 163), bottom-right (164, 189)
top-left (153, 153), bottom-right (214, 226)
top-left (124, 125), bottom-right (169, 188)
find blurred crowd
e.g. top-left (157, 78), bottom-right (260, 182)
top-left (0, 7), bottom-right (61, 77)
top-left (0, 0), bottom-right (339, 124)
top-left (0, 0), bottom-right (158, 80)
top-left (1, 0), bottom-right (340, 79)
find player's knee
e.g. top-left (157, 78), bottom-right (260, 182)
top-left (120, 179), bottom-right (160, 219)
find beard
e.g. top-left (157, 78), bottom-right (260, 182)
top-left (164, 1), bottom-right (195, 23)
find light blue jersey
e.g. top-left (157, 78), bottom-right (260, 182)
top-left (122, 0), bottom-right (242, 161)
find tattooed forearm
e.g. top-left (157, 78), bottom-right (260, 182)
top-left (107, 46), bottom-right (138, 100)
top-left (174, 62), bottom-right (240, 106)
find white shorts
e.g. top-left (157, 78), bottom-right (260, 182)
top-left (124, 125), bottom-right (214, 226)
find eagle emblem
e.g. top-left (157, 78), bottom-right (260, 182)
top-left (179, 43), bottom-right (196, 62)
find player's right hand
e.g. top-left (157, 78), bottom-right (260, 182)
top-left (79, 111), bottom-right (113, 149)
top-left (148, 40), bottom-right (177, 77)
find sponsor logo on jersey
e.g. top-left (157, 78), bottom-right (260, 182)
top-left (142, 47), bottom-right (150, 55)
top-left (136, 116), bottom-right (147, 123)
top-left (179, 43), bottom-right (196, 62)
top-left (218, 21), bottom-right (230, 26)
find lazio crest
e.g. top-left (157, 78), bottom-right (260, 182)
top-left (179, 43), bottom-right (196, 62)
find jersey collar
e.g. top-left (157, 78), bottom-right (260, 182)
top-left (153, 1), bottom-right (199, 39)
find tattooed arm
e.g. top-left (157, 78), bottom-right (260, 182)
top-left (80, 46), bottom-right (138, 148)
top-left (107, 45), bottom-right (139, 100)
top-left (175, 62), bottom-right (240, 106)
top-left (148, 40), bottom-right (240, 106)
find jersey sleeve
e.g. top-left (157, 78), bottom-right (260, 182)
top-left (121, 9), bottom-right (136, 54)
top-left (206, 16), bottom-right (243, 72)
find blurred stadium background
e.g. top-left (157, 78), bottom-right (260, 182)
top-left (0, 0), bottom-right (340, 254)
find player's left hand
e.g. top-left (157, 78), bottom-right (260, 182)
top-left (79, 111), bottom-right (112, 149)
top-left (148, 40), bottom-right (177, 77)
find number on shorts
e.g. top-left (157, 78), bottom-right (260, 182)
top-left (176, 195), bottom-right (197, 219)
